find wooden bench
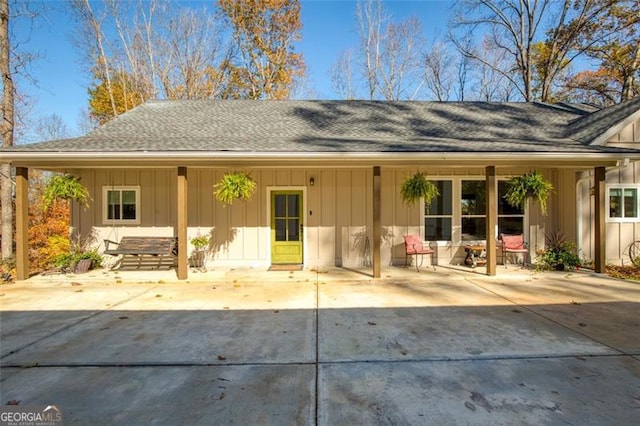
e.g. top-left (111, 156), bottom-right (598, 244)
top-left (103, 236), bottom-right (178, 270)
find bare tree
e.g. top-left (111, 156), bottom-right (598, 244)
top-left (33, 113), bottom-right (70, 141)
top-left (161, 7), bottom-right (227, 99)
top-left (330, 49), bottom-right (357, 99)
top-left (378, 17), bottom-right (425, 100)
top-left (71, 0), bottom-right (118, 118)
top-left (471, 35), bottom-right (518, 101)
top-left (423, 40), bottom-right (455, 101)
top-left (1, 0), bottom-right (13, 260)
top-left (355, 0), bottom-right (425, 100)
top-left (356, 0), bottom-right (386, 100)
top-left (450, 0), bottom-right (623, 102)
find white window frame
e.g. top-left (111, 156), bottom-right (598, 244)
top-left (421, 179), bottom-right (453, 244)
top-left (102, 186), bottom-right (141, 225)
top-left (419, 178), bottom-right (527, 245)
top-left (606, 184), bottom-right (640, 223)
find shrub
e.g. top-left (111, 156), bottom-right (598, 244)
top-left (536, 232), bottom-right (581, 271)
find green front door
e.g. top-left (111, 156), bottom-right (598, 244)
top-left (271, 191), bottom-right (303, 264)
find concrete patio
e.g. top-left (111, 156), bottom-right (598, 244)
top-left (1, 266), bottom-right (639, 425)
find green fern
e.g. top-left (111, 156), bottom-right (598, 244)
top-left (504, 171), bottom-right (553, 215)
top-left (214, 171), bottom-right (256, 205)
top-left (401, 172), bottom-right (439, 205)
top-left (43, 174), bottom-right (90, 210)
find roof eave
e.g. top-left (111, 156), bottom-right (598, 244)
top-left (1, 150), bottom-right (632, 169)
top-left (590, 105), bottom-right (640, 146)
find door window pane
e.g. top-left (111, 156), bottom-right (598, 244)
top-left (288, 195), bottom-right (299, 217)
top-left (275, 195), bottom-right (286, 217)
top-left (275, 219), bottom-right (287, 241)
top-left (288, 219), bottom-right (299, 241)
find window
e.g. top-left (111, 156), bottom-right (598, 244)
top-left (607, 185), bottom-right (640, 221)
top-left (424, 180), bottom-right (452, 241)
top-left (103, 186), bottom-right (140, 224)
top-left (461, 180), bottom-right (486, 240)
top-left (461, 180), bottom-right (524, 241)
top-left (498, 181), bottom-right (524, 235)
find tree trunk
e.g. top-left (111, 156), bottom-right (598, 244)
top-left (1, 0), bottom-right (14, 259)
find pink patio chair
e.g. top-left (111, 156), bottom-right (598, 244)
top-left (500, 233), bottom-right (529, 267)
top-left (403, 235), bottom-right (435, 272)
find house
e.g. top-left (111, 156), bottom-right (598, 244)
top-left (2, 98), bottom-right (640, 280)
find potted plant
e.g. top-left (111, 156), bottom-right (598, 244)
top-left (400, 172), bottom-right (439, 205)
top-left (504, 170), bottom-right (553, 215)
top-left (536, 232), bottom-right (581, 271)
top-left (43, 173), bottom-right (91, 210)
top-left (214, 171), bottom-right (256, 205)
top-left (190, 235), bottom-right (209, 268)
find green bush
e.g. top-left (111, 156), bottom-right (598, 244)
top-left (536, 232), bottom-right (581, 271)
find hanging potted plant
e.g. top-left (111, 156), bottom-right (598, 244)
top-left (504, 171), bottom-right (553, 215)
top-left (400, 172), bottom-right (439, 205)
top-left (43, 174), bottom-right (91, 210)
top-left (214, 171), bottom-right (256, 205)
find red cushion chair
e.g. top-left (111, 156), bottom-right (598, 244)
top-left (403, 235), bottom-right (435, 272)
top-left (500, 233), bottom-right (529, 267)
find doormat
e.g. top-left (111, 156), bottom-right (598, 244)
top-left (268, 264), bottom-right (303, 271)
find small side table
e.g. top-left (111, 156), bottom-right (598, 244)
top-left (464, 245), bottom-right (487, 268)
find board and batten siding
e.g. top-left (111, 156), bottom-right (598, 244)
top-left (578, 161), bottom-right (640, 265)
top-left (577, 117), bottom-right (640, 265)
top-left (73, 166), bottom-right (565, 269)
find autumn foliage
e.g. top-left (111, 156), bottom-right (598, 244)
top-left (28, 199), bottom-right (71, 274)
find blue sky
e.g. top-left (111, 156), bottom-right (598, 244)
top-left (13, 1), bottom-right (453, 139)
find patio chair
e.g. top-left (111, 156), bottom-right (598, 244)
top-left (403, 235), bottom-right (435, 272)
top-left (500, 233), bottom-right (529, 267)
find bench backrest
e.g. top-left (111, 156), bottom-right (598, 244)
top-left (118, 237), bottom-right (177, 253)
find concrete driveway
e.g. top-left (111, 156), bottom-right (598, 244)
top-left (1, 267), bottom-right (639, 425)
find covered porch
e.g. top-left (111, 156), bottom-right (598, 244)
top-left (10, 155), bottom-right (613, 281)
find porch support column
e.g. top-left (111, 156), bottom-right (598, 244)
top-left (373, 166), bottom-right (381, 278)
top-left (177, 166), bottom-right (188, 280)
top-left (15, 167), bottom-right (29, 281)
top-left (485, 165), bottom-right (497, 276)
top-left (594, 166), bottom-right (606, 273)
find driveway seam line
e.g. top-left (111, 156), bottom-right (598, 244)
top-left (462, 275), bottom-right (632, 357)
top-left (0, 284), bottom-right (160, 360)
top-left (2, 352), bottom-right (638, 369)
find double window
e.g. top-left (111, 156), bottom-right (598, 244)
top-left (424, 179), bottom-right (524, 241)
top-left (607, 185), bottom-right (640, 221)
top-left (102, 186), bottom-right (140, 225)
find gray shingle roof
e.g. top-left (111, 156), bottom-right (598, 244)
top-left (4, 99), bottom-right (640, 154)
